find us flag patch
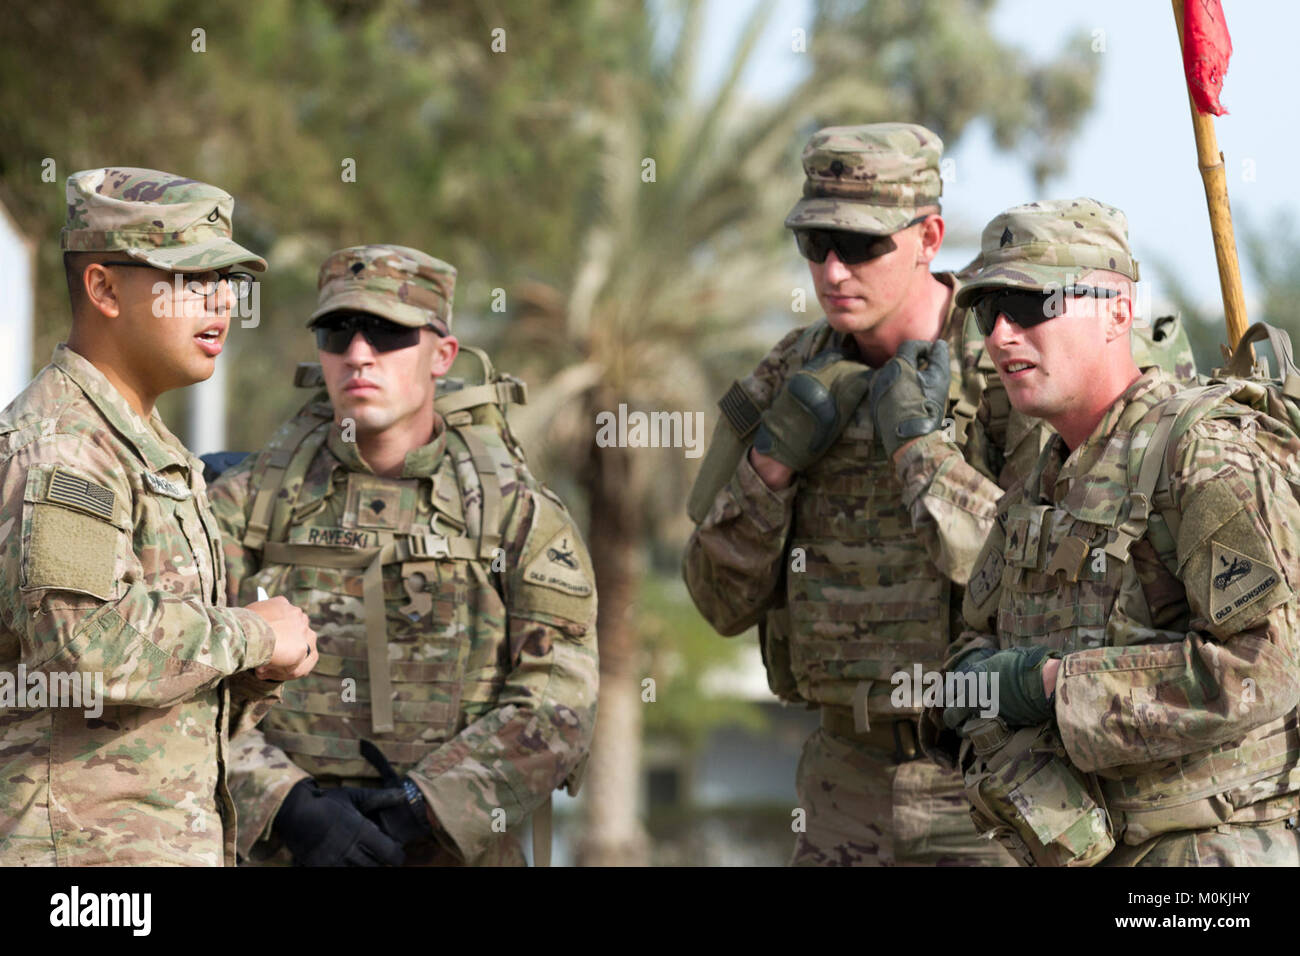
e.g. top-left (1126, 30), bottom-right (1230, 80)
top-left (46, 467), bottom-right (115, 521)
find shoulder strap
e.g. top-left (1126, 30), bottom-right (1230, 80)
top-left (243, 403), bottom-right (332, 550)
top-left (447, 424), bottom-right (510, 560)
top-left (1108, 385), bottom-right (1234, 572)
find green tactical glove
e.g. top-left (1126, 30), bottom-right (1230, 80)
top-left (942, 645), bottom-right (1059, 731)
top-left (867, 338), bottom-right (951, 459)
top-left (752, 350), bottom-right (873, 472)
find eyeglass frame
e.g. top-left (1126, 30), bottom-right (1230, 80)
top-left (98, 260), bottom-right (257, 302)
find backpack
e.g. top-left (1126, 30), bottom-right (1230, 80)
top-left (1107, 322), bottom-right (1300, 573)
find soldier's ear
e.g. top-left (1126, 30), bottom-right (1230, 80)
top-left (82, 263), bottom-right (122, 319)
top-left (1108, 290), bottom-right (1133, 342)
top-left (429, 332), bottom-right (459, 378)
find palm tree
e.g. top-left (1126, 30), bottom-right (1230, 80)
top-left (492, 0), bottom-right (1101, 865)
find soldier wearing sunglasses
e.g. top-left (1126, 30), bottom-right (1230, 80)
top-left (209, 244), bottom-right (598, 866)
top-left (929, 198), bottom-right (1300, 866)
top-left (684, 123), bottom-right (1048, 866)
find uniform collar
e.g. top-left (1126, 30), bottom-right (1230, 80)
top-left (1037, 367), bottom-right (1176, 502)
top-left (325, 411), bottom-right (449, 478)
top-left (51, 344), bottom-right (194, 474)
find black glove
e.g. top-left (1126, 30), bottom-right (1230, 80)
top-left (752, 349), bottom-right (874, 472)
top-left (942, 645), bottom-right (1059, 731)
top-left (359, 739), bottom-right (435, 848)
top-left (868, 339), bottom-right (951, 458)
top-left (273, 778), bottom-right (408, 867)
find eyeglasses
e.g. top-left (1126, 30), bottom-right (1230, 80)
top-left (312, 312), bottom-right (422, 354)
top-left (101, 261), bottom-right (256, 304)
top-left (970, 284), bottom-right (1120, 336)
top-left (793, 215), bottom-right (930, 265)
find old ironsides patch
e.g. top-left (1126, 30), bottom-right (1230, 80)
top-left (1208, 540), bottom-right (1279, 625)
top-left (524, 529), bottom-right (592, 597)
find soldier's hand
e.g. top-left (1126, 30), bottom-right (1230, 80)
top-left (359, 740), bottom-right (435, 848)
top-left (249, 596), bottom-right (319, 680)
top-left (943, 645), bottom-right (1059, 731)
top-left (752, 350), bottom-right (874, 474)
top-left (274, 779), bottom-right (408, 867)
top-left (868, 339), bottom-right (951, 459)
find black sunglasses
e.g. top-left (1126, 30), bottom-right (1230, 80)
top-left (971, 284), bottom-right (1120, 336)
top-left (793, 215), bottom-right (930, 265)
top-left (313, 312), bottom-right (422, 354)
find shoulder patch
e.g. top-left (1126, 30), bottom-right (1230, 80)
top-left (524, 529), bottom-right (593, 598)
top-left (1208, 541), bottom-right (1281, 626)
top-left (45, 467), bottom-right (115, 521)
top-left (967, 545), bottom-right (1004, 609)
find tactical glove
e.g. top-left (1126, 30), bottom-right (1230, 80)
top-left (942, 645), bottom-right (1059, 731)
top-left (360, 739), bottom-right (435, 848)
top-left (274, 778), bottom-right (408, 867)
top-left (868, 338), bottom-right (951, 459)
top-left (752, 350), bottom-right (873, 472)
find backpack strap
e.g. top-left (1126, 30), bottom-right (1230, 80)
top-left (1108, 385), bottom-right (1234, 574)
top-left (1223, 322), bottom-right (1300, 398)
top-left (243, 404), bottom-right (332, 550)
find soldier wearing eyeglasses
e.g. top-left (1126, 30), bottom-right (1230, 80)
top-left (683, 123), bottom-right (1046, 865)
top-left (208, 245), bottom-right (598, 866)
top-left (929, 198), bottom-right (1300, 866)
top-left (0, 167), bottom-right (319, 866)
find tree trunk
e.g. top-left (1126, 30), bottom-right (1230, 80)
top-left (574, 410), bottom-right (649, 867)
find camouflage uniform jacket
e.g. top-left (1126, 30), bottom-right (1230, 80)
top-left (956, 369), bottom-right (1300, 843)
top-left (0, 345), bottom-right (279, 866)
top-left (210, 408), bottom-right (598, 864)
top-left (684, 273), bottom-right (1049, 711)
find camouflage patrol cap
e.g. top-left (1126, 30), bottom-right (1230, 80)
top-left (955, 198), bottom-right (1140, 308)
top-left (309, 244), bottom-right (456, 334)
top-left (60, 167), bottom-right (266, 272)
top-left (784, 123), bottom-right (944, 235)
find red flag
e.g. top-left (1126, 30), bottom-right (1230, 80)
top-left (1182, 0), bottom-right (1233, 115)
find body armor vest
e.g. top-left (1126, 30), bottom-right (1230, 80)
top-left (1000, 375), bottom-right (1300, 843)
top-left (784, 306), bottom-right (1000, 710)
top-left (239, 397), bottom-right (519, 781)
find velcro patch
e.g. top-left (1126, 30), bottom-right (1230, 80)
top-left (45, 467), bottom-right (115, 521)
top-left (1209, 541), bottom-right (1280, 625)
top-left (25, 503), bottom-right (117, 599)
top-left (524, 530), bottom-right (593, 598)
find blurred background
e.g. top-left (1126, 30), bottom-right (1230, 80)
top-left (1, 0), bottom-right (1296, 865)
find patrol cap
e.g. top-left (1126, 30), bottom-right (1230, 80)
top-left (955, 198), bottom-right (1140, 308)
top-left (784, 123), bottom-right (944, 235)
top-left (309, 244), bottom-right (456, 334)
top-left (60, 167), bottom-right (267, 272)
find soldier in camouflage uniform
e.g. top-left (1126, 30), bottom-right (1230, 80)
top-left (0, 168), bottom-right (318, 866)
top-left (210, 244), bottom-right (599, 867)
top-left (937, 198), bottom-right (1300, 865)
top-left (683, 124), bottom-right (1047, 866)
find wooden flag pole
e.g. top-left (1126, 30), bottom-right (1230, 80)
top-left (1172, 0), bottom-right (1249, 347)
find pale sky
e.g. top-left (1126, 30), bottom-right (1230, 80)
top-left (695, 0), bottom-right (1299, 315)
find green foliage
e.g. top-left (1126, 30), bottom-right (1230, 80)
top-left (639, 571), bottom-right (768, 749)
